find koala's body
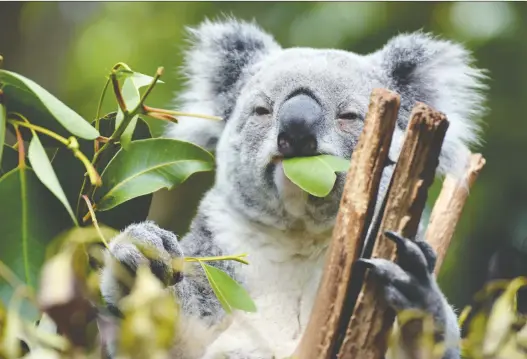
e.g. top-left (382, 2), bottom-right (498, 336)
top-left (100, 18), bottom-right (487, 359)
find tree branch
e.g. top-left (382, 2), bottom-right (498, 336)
top-left (425, 153), bottom-right (486, 274)
top-left (338, 103), bottom-right (449, 359)
top-left (293, 88), bottom-right (400, 359)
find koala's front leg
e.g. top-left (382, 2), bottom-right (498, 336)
top-left (100, 220), bottom-right (232, 359)
top-left (358, 232), bottom-right (460, 359)
top-left (100, 221), bottom-right (184, 314)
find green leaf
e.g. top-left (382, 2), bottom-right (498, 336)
top-left (200, 263), bottom-right (256, 313)
top-left (27, 133), bottom-right (78, 225)
top-left (0, 146), bottom-right (18, 175)
top-left (0, 70), bottom-right (99, 140)
top-left (94, 138), bottom-right (214, 211)
top-left (282, 155), bottom-right (350, 197)
top-left (0, 94), bottom-right (6, 166)
top-left (0, 167), bottom-right (72, 320)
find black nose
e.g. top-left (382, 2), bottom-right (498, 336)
top-left (277, 93), bottom-right (321, 158)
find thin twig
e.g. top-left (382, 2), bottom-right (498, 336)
top-left (81, 195), bottom-right (109, 250)
top-left (94, 78), bottom-right (111, 153)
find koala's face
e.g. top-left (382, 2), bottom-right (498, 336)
top-left (217, 49), bottom-right (384, 232)
top-left (171, 19), bottom-right (486, 234)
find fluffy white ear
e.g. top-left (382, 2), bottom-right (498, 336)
top-left (375, 32), bottom-right (488, 177)
top-left (165, 18), bottom-right (281, 152)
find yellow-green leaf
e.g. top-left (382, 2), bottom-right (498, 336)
top-left (282, 155), bottom-right (350, 197)
top-left (200, 262), bottom-right (256, 313)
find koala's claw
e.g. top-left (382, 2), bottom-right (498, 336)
top-left (384, 231), bottom-right (436, 274)
top-left (384, 231), bottom-right (431, 281)
top-left (357, 232), bottom-right (446, 322)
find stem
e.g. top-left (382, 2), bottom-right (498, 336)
top-left (8, 119), bottom-right (101, 186)
top-left (185, 254), bottom-right (249, 265)
top-left (19, 145), bottom-right (30, 288)
top-left (94, 78), bottom-right (111, 153)
top-left (112, 62), bottom-right (132, 72)
top-left (110, 72), bottom-right (127, 114)
top-left (81, 195), bottom-right (109, 249)
top-left (91, 66), bottom-right (164, 166)
top-left (78, 66), bottom-right (164, 217)
top-left (140, 67), bottom-right (164, 103)
top-left (9, 119), bottom-right (69, 146)
top-left (142, 105), bottom-right (223, 122)
top-left (96, 136), bottom-right (111, 143)
top-left (13, 125), bottom-right (26, 168)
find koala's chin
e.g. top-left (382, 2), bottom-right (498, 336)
top-left (271, 160), bottom-right (343, 234)
top-left (273, 161), bottom-right (309, 218)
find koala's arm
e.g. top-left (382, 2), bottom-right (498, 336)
top-left (363, 231), bottom-right (461, 359)
top-left (100, 217), bottom-right (237, 359)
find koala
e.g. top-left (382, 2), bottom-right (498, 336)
top-left (100, 18), bottom-right (487, 359)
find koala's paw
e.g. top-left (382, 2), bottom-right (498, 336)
top-left (100, 221), bottom-right (184, 315)
top-left (357, 231), bottom-right (447, 327)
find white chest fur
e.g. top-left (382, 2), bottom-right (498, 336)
top-left (204, 204), bottom-right (330, 358)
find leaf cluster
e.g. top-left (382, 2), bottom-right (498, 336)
top-left (0, 62), bottom-right (254, 358)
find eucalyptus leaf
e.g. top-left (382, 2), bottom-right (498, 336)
top-left (0, 95), bottom-right (6, 165)
top-left (200, 263), bottom-right (256, 313)
top-left (94, 138), bottom-right (214, 211)
top-left (0, 70), bottom-right (99, 140)
top-left (27, 133), bottom-right (78, 225)
top-left (0, 167), bottom-right (72, 320)
top-left (282, 155), bottom-right (350, 197)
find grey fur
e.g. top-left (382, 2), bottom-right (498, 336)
top-left (101, 18), bottom-right (488, 359)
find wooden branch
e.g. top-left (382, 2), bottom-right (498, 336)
top-left (293, 89), bottom-right (400, 359)
top-left (425, 153), bottom-right (486, 274)
top-left (338, 103), bottom-right (449, 359)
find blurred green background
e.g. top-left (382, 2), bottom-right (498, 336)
top-left (1, 1), bottom-right (526, 310)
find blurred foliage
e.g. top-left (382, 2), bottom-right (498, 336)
top-left (0, 0), bottom-right (526, 320)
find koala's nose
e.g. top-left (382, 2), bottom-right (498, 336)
top-left (277, 94), bottom-right (321, 158)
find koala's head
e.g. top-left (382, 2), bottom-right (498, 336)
top-left (167, 18), bottom-right (487, 233)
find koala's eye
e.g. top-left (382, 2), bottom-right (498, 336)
top-left (338, 112), bottom-right (361, 121)
top-left (254, 106), bottom-right (271, 116)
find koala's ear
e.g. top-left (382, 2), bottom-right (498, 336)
top-left (376, 32), bottom-right (488, 177)
top-left (165, 18), bottom-right (281, 152)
